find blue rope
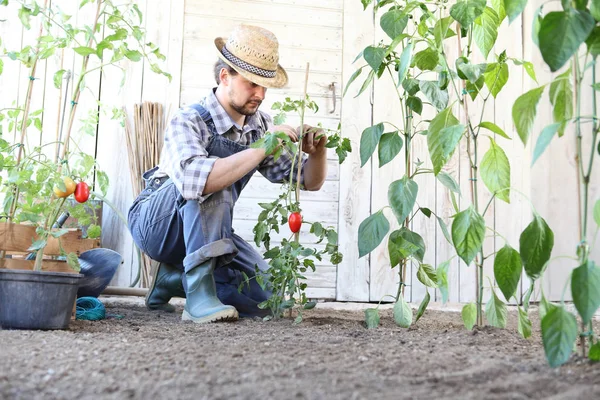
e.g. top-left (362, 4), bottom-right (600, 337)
top-left (76, 297), bottom-right (106, 321)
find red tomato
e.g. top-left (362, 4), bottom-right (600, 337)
top-left (288, 212), bottom-right (302, 233)
top-left (74, 182), bottom-right (90, 203)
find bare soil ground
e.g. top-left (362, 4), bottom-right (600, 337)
top-left (1, 298), bottom-right (599, 400)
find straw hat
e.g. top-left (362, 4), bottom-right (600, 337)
top-left (215, 25), bottom-right (288, 89)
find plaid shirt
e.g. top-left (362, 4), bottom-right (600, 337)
top-left (154, 89), bottom-right (306, 202)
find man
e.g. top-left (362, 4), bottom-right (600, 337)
top-left (128, 24), bottom-right (328, 323)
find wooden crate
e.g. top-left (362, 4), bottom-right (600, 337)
top-left (0, 222), bottom-right (101, 319)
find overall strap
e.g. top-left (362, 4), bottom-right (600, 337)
top-left (188, 102), bottom-right (212, 124)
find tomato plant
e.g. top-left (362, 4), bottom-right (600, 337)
top-left (248, 92), bottom-right (349, 322)
top-left (0, 0), bottom-right (169, 271)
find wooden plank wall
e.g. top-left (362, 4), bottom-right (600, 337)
top-left (3, 0), bottom-right (597, 304)
top-left (179, 0), bottom-right (344, 299)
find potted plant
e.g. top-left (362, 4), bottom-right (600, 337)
top-left (0, 0), bottom-right (169, 329)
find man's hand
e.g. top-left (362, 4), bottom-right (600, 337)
top-left (297, 124), bottom-right (327, 155)
top-left (273, 124), bottom-right (299, 143)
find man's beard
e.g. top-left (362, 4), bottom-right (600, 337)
top-left (230, 99), bottom-right (262, 116)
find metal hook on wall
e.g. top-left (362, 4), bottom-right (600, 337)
top-left (328, 82), bottom-right (336, 114)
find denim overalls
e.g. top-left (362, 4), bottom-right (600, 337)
top-left (127, 104), bottom-right (271, 316)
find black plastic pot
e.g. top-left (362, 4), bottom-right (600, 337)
top-left (0, 269), bottom-right (82, 330)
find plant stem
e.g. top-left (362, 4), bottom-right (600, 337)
top-left (573, 55), bottom-right (588, 357)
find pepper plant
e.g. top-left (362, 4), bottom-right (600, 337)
top-left (0, 0), bottom-right (169, 270)
top-left (248, 94), bottom-right (350, 322)
top-left (348, 0), bottom-right (555, 335)
top-left (508, 0), bottom-right (600, 367)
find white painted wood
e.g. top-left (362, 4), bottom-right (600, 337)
top-left (95, 0), bottom-right (146, 287)
top-left (335, 0), bottom-right (373, 301)
top-left (186, 0), bottom-right (343, 29)
top-left (183, 15), bottom-right (342, 51)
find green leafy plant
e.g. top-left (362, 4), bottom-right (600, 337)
top-left (348, 0), bottom-right (546, 333)
top-left (249, 93), bottom-right (349, 322)
top-left (509, 0), bottom-right (600, 367)
top-left (0, 0), bottom-right (169, 270)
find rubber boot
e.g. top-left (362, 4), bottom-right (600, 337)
top-left (182, 259), bottom-right (238, 323)
top-left (145, 262), bottom-right (186, 312)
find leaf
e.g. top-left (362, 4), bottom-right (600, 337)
top-left (343, 67), bottom-right (363, 97)
top-left (393, 296), bottom-right (413, 328)
top-left (593, 0), bottom-right (600, 21)
top-left (388, 227), bottom-right (426, 267)
top-left (397, 42), bottom-right (413, 86)
top-left (365, 308), bottom-right (380, 329)
top-left (485, 289), bottom-right (508, 328)
top-left (590, 342), bottom-right (600, 362)
top-left (479, 121), bottom-right (510, 139)
top-left (457, 60), bottom-right (487, 83)
top-left (549, 69), bottom-right (573, 135)
top-left (360, 123), bottom-right (384, 167)
top-left (494, 244), bottom-right (522, 301)
top-left (105, 28), bottom-right (128, 42)
top-left (491, 0), bottom-right (506, 23)
top-left (450, 0), bottom-right (487, 27)
top-left (429, 125), bottom-right (465, 175)
top-left (378, 132), bottom-right (403, 167)
top-left (437, 171), bottom-right (461, 193)
top-left (304, 301), bottom-right (317, 310)
top-left (586, 27), bottom-right (600, 56)
top-left (594, 199), bottom-right (600, 226)
top-left (53, 69), bottom-right (66, 89)
top-left (358, 211), bottom-right (390, 258)
top-left (364, 46), bottom-right (386, 71)
top-left (571, 261), bottom-right (600, 324)
top-left (538, 10), bottom-right (595, 72)
top-left (125, 50), bottom-right (143, 62)
top-left (532, 123), bottom-right (561, 166)
top-left (473, 8), bottom-right (500, 58)
top-left (413, 48), bottom-right (439, 71)
top-left (484, 62), bottom-right (509, 98)
top-left (74, 46), bottom-right (96, 56)
top-left (480, 137), bottom-right (511, 203)
top-left (520, 214), bottom-right (554, 279)
top-left (540, 292), bottom-right (557, 321)
top-left (66, 252), bottom-right (81, 272)
top-left (27, 239), bottom-right (47, 251)
top-left (504, 0), bottom-right (527, 23)
top-left (406, 96), bottom-right (423, 115)
top-left (541, 306), bottom-right (578, 367)
top-left (522, 61), bottom-right (538, 83)
top-left (388, 176), bottom-right (418, 224)
top-left (417, 264), bottom-right (439, 288)
top-left (462, 302), bottom-right (478, 330)
top-left (452, 206), bottom-right (486, 265)
top-left (380, 9), bottom-right (409, 39)
top-left (0, 59), bottom-right (3, 76)
top-left (518, 306), bottom-right (532, 339)
top-left (419, 81), bottom-right (449, 111)
top-left (436, 260), bottom-right (450, 304)
top-left (512, 86), bottom-right (545, 146)
top-left (434, 17), bottom-right (456, 47)
top-left (437, 216), bottom-right (453, 245)
top-left (415, 291), bottom-right (431, 323)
